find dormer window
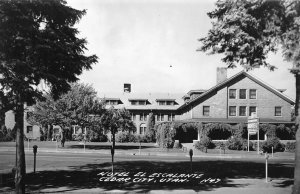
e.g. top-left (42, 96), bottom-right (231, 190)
top-left (156, 99), bottom-right (177, 106)
top-left (102, 98), bottom-right (123, 105)
top-left (129, 99), bottom-right (150, 105)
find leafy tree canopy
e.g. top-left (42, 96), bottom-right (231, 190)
top-left (0, 0), bottom-right (98, 102)
top-left (29, 83), bottom-right (105, 129)
top-left (199, 0), bottom-right (300, 70)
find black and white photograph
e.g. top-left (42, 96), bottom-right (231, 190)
top-left (0, 0), bottom-right (299, 193)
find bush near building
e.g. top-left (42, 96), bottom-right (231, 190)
top-left (194, 137), bottom-right (214, 153)
top-left (285, 141), bottom-right (296, 152)
top-left (154, 121), bottom-right (295, 151)
top-left (261, 137), bottom-right (285, 153)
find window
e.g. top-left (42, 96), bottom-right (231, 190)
top-left (249, 89), bottom-right (257, 99)
top-left (157, 114), bottom-right (164, 121)
top-left (229, 89), bottom-right (236, 99)
top-left (239, 106), bottom-right (246, 116)
top-left (229, 106), bottom-right (236, 116)
top-left (239, 89), bottom-right (246, 99)
top-left (203, 106), bottom-right (210, 116)
top-left (131, 101), bottom-right (137, 105)
top-left (26, 126), bottom-right (33, 133)
top-left (140, 124), bottom-right (147, 134)
top-left (167, 114), bottom-right (175, 121)
top-left (158, 101), bottom-right (166, 105)
top-left (139, 101), bottom-right (146, 105)
top-left (249, 106), bottom-right (257, 117)
top-left (275, 106), bottom-right (282, 116)
top-left (131, 114), bottom-right (136, 121)
top-left (139, 114), bottom-right (147, 121)
top-left (166, 101), bottom-right (174, 105)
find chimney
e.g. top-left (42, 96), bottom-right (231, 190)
top-left (217, 67), bottom-right (227, 84)
top-left (124, 83), bottom-right (131, 93)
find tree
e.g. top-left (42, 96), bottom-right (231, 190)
top-left (145, 112), bottom-right (155, 142)
top-left (99, 107), bottom-right (135, 173)
top-left (0, 1), bottom-right (98, 192)
top-left (29, 83), bottom-right (104, 145)
top-left (199, 1), bottom-right (300, 193)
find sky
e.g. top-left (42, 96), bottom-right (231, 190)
top-left (66, 0), bottom-right (296, 100)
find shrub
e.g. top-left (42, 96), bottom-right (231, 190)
top-left (144, 132), bottom-right (155, 143)
top-left (115, 131), bottom-right (130, 143)
top-left (227, 136), bottom-right (244, 150)
top-left (285, 141), bottom-right (296, 152)
top-left (194, 137), bottom-right (213, 153)
top-left (155, 123), bottom-right (176, 148)
top-left (213, 140), bottom-right (227, 148)
top-left (86, 130), bottom-right (107, 142)
top-left (0, 126), bottom-right (14, 142)
top-left (241, 139), bottom-right (254, 151)
top-left (261, 137), bottom-right (285, 153)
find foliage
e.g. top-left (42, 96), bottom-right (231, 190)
top-left (227, 136), bottom-right (245, 150)
top-left (29, 83), bottom-right (105, 142)
top-left (194, 137), bottom-right (214, 153)
top-left (204, 123), bottom-right (232, 140)
top-left (0, 0), bottom-right (98, 191)
top-left (285, 141), bottom-right (296, 152)
top-left (86, 130), bottom-right (107, 142)
top-left (0, 126), bottom-right (14, 142)
top-left (261, 137), bottom-right (285, 153)
top-left (72, 133), bottom-right (85, 141)
top-left (116, 131), bottom-right (133, 143)
top-left (232, 123), bottom-right (247, 139)
top-left (276, 124), bottom-right (296, 140)
top-left (99, 107), bottom-right (135, 135)
top-left (260, 124), bottom-right (277, 139)
top-left (155, 122), bottom-right (176, 148)
top-left (200, 0), bottom-right (296, 70)
top-left (145, 112), bottom-right (156, 142)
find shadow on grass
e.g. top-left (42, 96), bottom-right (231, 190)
top-left (1, 160), bottom-right (294, 193)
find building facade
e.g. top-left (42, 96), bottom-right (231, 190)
top-left (3, 68), bottom-right (295, 139)
top-left (177, 69), bottom-right (294, 124)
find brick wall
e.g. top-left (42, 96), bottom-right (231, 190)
top-left (179, 75), bottom-right (292, 121)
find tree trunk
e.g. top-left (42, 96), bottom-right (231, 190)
top-left (47, 125), bottom-right (52, 141)
top-left (14, 95), bottom-right (26, 194)
top-left (111, 127), bottom-right (115, 174)
top-left (293, 73), bottom-right (300, 194)
top-left (0, 92), bottom-right (6, 132)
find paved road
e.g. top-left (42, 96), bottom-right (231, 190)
top-left (0, 151), bottom-right (295, 194)
top-left (0, 150), bottom-right (294, 172)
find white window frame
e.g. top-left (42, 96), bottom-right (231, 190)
top-left (229, 106), bottom-right (237, 116)
top-left (249, 89), bottom-right (257, 99)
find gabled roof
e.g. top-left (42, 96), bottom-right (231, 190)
top-left (178, 71), bottom-right (294, 110)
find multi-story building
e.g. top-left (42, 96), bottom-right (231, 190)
top-left (177, 68), bottom-right (294, 124)
top-left (101, 92), bottom-right (184, 134)
top-left (3, 68), bottom-right (295, 139)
